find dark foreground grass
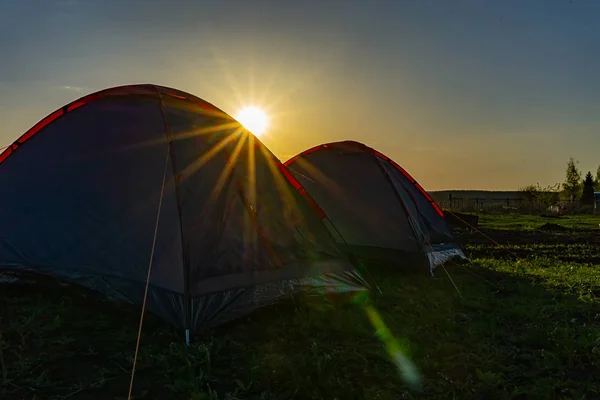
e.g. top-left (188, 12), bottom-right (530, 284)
top-left (1, 225), bottom-right (600, 399)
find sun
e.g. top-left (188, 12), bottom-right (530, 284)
top-left (236, 106), bottom-right (269, 137)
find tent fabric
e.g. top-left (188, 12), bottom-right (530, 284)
top-left (0, 85), bottom-right (367, 332)
top-left (284, 141), bottom-right (467, 273)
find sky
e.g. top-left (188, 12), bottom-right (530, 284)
top-left (1, 0), bottom-right (599, 191)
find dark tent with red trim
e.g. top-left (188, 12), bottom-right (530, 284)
top-left (284, 141), bottom-right (467, 273)
top-left (0, 85), bottom-right (367, 333)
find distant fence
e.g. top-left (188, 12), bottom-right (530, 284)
top-left (435, 195), bottom-right (571, 214)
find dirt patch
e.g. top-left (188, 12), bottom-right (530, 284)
top-left (455, 227), bottom-right (600, 246)
top-left (538, 223), bottom-right (569, 231)
top-left (454, 226), bottom-right (600, 264)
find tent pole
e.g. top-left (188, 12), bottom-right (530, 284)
top-left (156, 89), bottom-right (193, 343)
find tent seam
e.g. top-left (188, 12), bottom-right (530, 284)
top-left (370, 154), bottom-right (430, 263)
top-left (156, 88), bottom-right (192, 336)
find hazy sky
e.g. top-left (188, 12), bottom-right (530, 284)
top-left (1, 0), bottom-right (598, 190)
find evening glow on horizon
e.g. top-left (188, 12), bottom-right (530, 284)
top-left (236, 106), bottom-right (269, 137)
top-left (1, 1), bottom-right (599, 190)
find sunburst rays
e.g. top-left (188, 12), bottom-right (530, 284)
top-left (140, 49), bottom-right (421, 389)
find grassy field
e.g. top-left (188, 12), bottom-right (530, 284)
top-left (1, 214), bottom-right (599, 399)
top-left (475, 212), bottom-right (600, 230)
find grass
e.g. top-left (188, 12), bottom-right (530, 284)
top-left (475, 212), bottom-right (600, 230)
top-left (1, 213), bottom-right (600, 399)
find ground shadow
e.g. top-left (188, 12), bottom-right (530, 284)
top-left (1, 229), bottom-right (599, 399)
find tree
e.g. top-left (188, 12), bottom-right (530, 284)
top-left (562, 157), bottom-right (582, 203)
top-left (581, 171), bottom-right (595, 209)
top-left (518, 182), bottom-right (560, 212)
top-left (595, 165), bottom-right (600, 190)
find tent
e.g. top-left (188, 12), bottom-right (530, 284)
top-left (284, 141), bottom-right (467, 273)
top-left (0, 85), bottom-right (367, 333)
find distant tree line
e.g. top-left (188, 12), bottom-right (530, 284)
top-left (519, 158), bottom-right (599, 214)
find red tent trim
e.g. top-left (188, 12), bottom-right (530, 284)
top-left (285, 140), bottom-right (446, 218)
top-left (0, 85), bottom-right (227, 167)
top-left (0, 84), bottom-right (322, 219)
